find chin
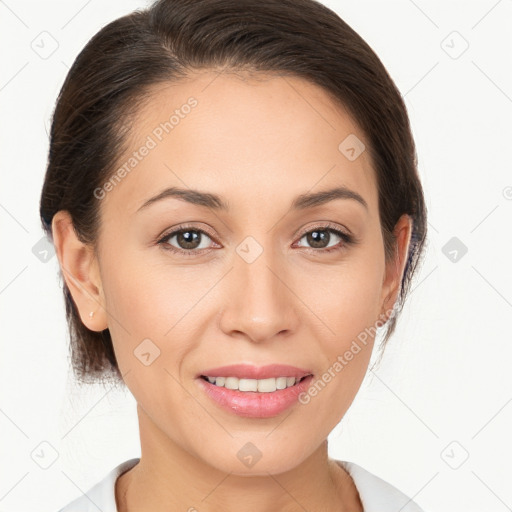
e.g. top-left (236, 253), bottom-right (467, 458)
top-left (201, 443), bottom-right (311, 477)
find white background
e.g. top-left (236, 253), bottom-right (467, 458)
top-left (1, 0), bottom-right (511, 511)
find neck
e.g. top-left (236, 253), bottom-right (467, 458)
top-left (116, 405), bottom-right (362, 512)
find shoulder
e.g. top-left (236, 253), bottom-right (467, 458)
top-left (336, 459), bottom-right (426, 512)
top-left (56, 458), bottom-right (140, 512)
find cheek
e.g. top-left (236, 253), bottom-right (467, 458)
top-left (299, 254), bottom-right (384, 341)
top-left (295, 254), bottom-right (384, 407)
top-left (102, 259), bottom-right (197, 427)
top-left (102, 250), bottom-right (216, 378)
top-left (300, 271), bottom-right (379, 427)
top-left (99, 251), bottom-right (175, 367)
top-left (102, 245), bottom-right (184, 330)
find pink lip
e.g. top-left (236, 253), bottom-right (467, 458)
top-left (196, 374), bottom-right (314, 418)
top-left (198, 363), bottom-right (313, 380)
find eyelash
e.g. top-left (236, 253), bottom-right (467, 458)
top-left (156, 222), bottom-right (357, 257)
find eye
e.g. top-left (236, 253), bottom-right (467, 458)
top-left (294, 223), bottom-right (355, 254)
top-left (157, 225), bottom-right (218, 256)
top-left (156, 222), bottom-right (357, 257)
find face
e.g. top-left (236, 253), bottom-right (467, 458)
top-left (54, 70), bottom-right (411, 476)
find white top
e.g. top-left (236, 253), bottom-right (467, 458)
top-left (57, 457), bottom-right (425, 512)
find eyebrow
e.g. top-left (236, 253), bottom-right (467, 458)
top-left (136, 185), bottom-right (368, 213)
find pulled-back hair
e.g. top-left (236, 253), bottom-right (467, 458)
top-left (39, 0), bottom-right (427, 386)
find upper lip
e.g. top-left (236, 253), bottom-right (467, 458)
top-left (198, 364), bottom-right (313, 380)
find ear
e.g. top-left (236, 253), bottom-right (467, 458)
top-left (51, 210), bottom-right (107, 332)
top-left (379, 213), bottom-right (413, 323)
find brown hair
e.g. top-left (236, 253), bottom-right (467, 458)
top-left (39, 0), bottom-right (427, 386)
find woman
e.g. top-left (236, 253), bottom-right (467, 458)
top-left (40, 0), bottom-right (428, 510)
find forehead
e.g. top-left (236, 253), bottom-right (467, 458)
top-left (101, 70), bottom-right (377, 219)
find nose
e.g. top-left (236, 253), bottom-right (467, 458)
top-left (218, 241), bottom-right (299, 344)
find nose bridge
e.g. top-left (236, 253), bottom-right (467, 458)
top-left (222, 234), bottom-right (297, 341)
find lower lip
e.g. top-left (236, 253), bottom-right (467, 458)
top-left (196, 375), bottom-right (314, 418)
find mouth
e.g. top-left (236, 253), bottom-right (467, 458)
top-left (196, 372), bottom-right (315, 418)
top-left (197, 363), bottom-right (313, 381)
top-left (199, 374), bottom-right (312, 392)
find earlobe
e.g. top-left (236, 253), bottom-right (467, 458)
top-left (51, 211), bottom-right (107, 331)
top-left (379, 214), bottom-right (412, 322)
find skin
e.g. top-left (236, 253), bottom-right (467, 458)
top-left (52, 70), bottom-right (412, 512)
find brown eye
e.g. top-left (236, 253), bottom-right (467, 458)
top-left (295, 224), bottom-right (355, 254)
top-left (157, 226), bottom-right (217, 256)
top-left (302, 228), bottom-right (334, 249)
top-left (171, 229), bottom-right (204, 250)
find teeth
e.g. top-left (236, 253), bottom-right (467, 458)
top-left (204, 376), bottom-right (302, 392)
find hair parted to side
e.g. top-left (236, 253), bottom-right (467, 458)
top-left (39, 0), bottom-right (428, 386)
